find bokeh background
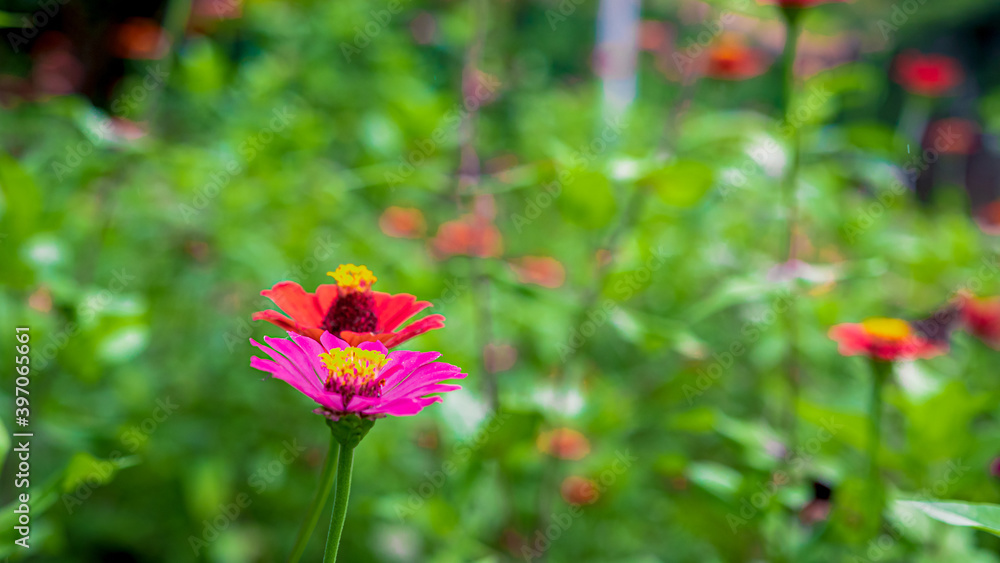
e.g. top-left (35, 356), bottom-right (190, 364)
top-left (4, 0), bottom-right (1000, 561)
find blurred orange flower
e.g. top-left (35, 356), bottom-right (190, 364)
top-left (379, 206), bottom-right (426, 239)
top-left (705, 36), bottom-right (768, 81)
top-left (508, 256), bottom-right (566, 288)
top-left (561, 476), bottom-right (599, 505)
top-left (893, 51), bottom-right (963, 97)
top-left (537, 428), bottom-right (590, 460)
top-left (111, 18), bottom-right (170, 59)
top-left (431, 214), bottom-right (503, 258)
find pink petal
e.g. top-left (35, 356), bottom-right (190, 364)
top-left (380, 350), bottom-right (442, 390)
top-left (320, 331), bottom-right (350, 351)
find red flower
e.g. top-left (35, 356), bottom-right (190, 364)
top-left (924, 118), bottom-right (979, 155)
top-left (111, 18), bottom-right (171, 60)
top-left (828, 317), bottom-right (946, 361)
top-left (253, 264), bottom-right (444, 348)
top-left (561, 476), bottom-right (599, 505)
top-left (957, 292), bottom-right (1000, 349)
top-left (976, 202), bottom-right (1000, 236)
top-left (705, 36), bottom-right (768, 81)
top-left (893, 51), bottom-right (963, 97)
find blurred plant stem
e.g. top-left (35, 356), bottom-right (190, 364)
top-left (779, 9), bottom-right (803, 458)
top-left (897, 93), bottom-right (933, 144)
top-left (287, 434), bottom-right (339, 563)
top-left (866, 359), bottom-right (890, 535)
top-left (456, 0), bottom-right (500, 413)
top-left (322, 444), bottom-right (355, 563)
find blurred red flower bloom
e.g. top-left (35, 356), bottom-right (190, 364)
top-left (893, 51), bottom-right (963, 97)
top-left (561, 476), bottom-right (599, 505)
top-left (957, 292), bottom-right (1000, 349)
top-left (976, 201), bottom-right (1000, 236)
top-left (705, 37), bottom-right (768, 81)
top-left (508, 256), bottom-right (566, 288)
top-left (253, 264), bottom-right (444, 348)
top-left (537, 428), bottom-right (590, 460)
top-left (828, 317), bottom-right (946, 361)
top-left (379, 206), bottom-right (426, 239)
top-left (111, 18), bottom-right (171, 59)
top-left (923, 118), bottom-right (979, 155)
top-left (431, 214), bottom-right (503, 258)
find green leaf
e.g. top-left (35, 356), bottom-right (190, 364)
top-left (62, 452), bottom-right (138, 493)
top-left (898, 500), bottom-right (1000, 538)
top-left (642, 160), bottom-right (714, 207)
top-left (558, 170), bottom-right (616, 229)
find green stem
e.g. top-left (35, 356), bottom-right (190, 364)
top-left (779, 10), bottom-right (803, 460)
top-left (323, 444), bottom-right (356, 562)
top-left (866, 359), bottom-right (890, 534)
top-left (287, 435), bottom-right (339, 563)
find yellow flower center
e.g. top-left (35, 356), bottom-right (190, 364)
top-left (861, 318), bottom-right (911, 342)
top-left (319, 347), bottom-right (388, 401)
top-left (328, 264), bottom-right (377, 292)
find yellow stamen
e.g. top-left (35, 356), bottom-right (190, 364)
top-left (319, 347), bottom-right (388, 398)
top-left (328, 264), bottom-right (377, 292)
top-left (861, 318), bottom-right (911, 341)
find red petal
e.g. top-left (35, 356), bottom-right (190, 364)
top-left (828, 323), bottom-right (871, 356)
top-left (316, 284), bottom-right (340, 314)
top-left (260, 281), bottom-right (324, 326)
top-left (372, 292), bottom-right (432, 332)
top-left (382, 314), bottom-right (445, 348)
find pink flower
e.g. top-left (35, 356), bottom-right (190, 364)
top-left (250, 330), bottom-right (465, 420)
top-left (828, 317), bottom-right (946, 361)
